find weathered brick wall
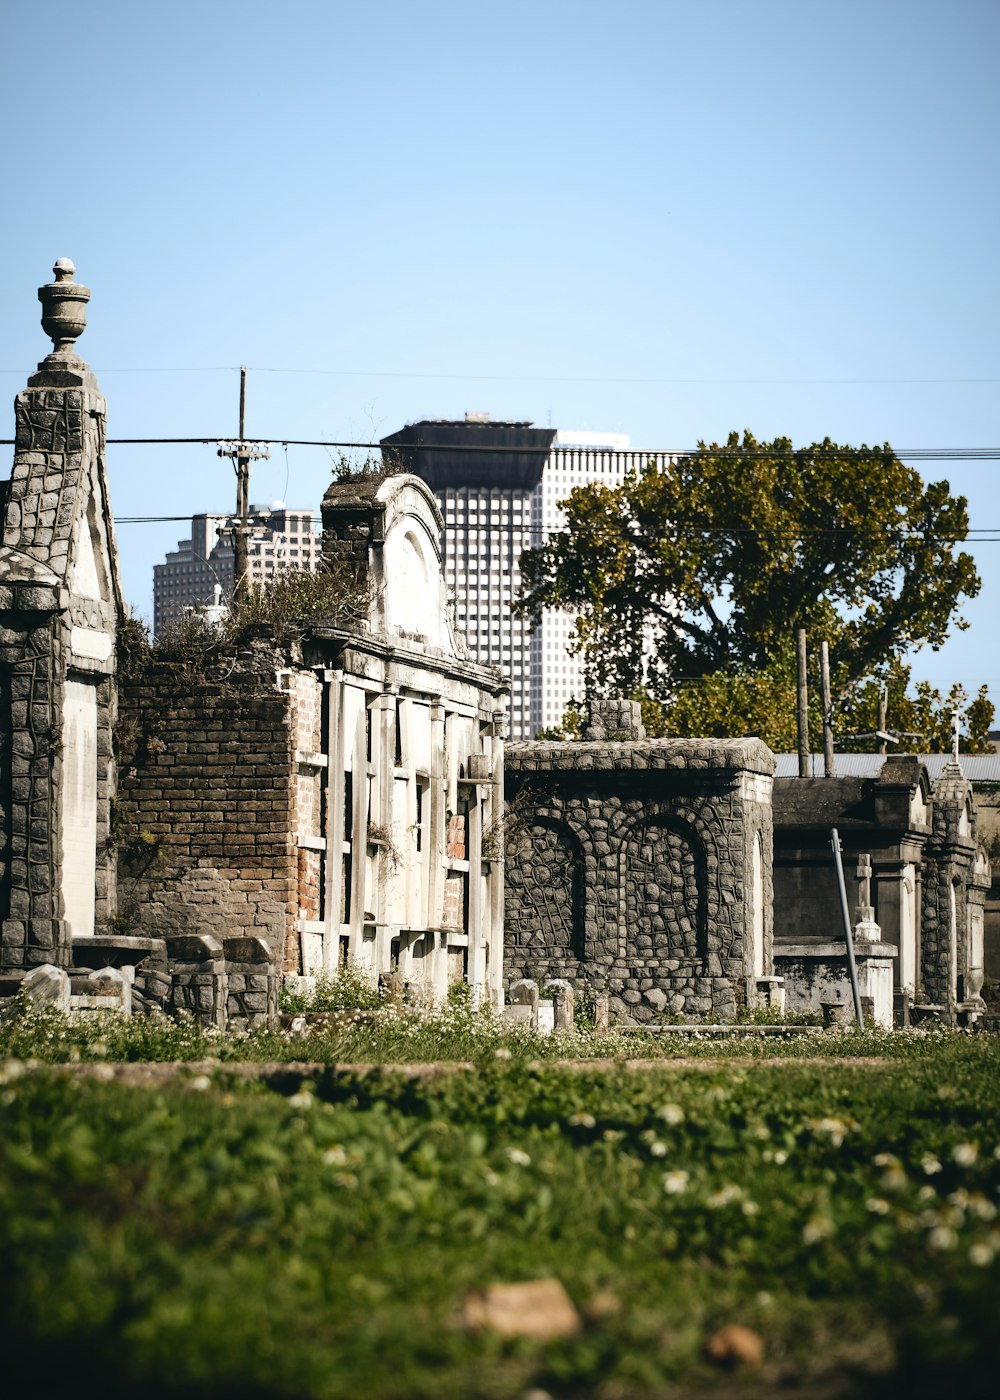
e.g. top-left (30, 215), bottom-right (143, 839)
top-left (504, 736), bottom-right (774, 1022)
top-left (118, 663), bottom-right (298, 967)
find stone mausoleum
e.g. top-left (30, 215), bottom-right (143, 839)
top-left (504, 701), bottom-right (775, 1022)
top-left (119, 471), bottom-right (508, 1007)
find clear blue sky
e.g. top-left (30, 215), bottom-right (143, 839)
top-left (2, 0), bottom-right (997, 718)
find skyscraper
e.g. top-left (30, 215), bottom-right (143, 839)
top-left (152, 504), bottom-right (320, 635)
top-left (381, 417), bottom-right (649, 739)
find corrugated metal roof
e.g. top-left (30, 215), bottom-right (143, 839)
top-left (773, 753), bottom-right (1000, 783)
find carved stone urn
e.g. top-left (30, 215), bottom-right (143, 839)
top-left (38, 258), bottom-right (90, 360)
top-left (966, 965), bottom-right (986, 1008)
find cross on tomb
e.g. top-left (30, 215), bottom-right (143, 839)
top-left (951, 708), bottom-right (963, 763)
top-left (856, 854), bottom-right (872, 911)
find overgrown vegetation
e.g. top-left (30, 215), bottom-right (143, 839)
top-left (118, 560), bottom-right (369, 677)
top-left (0, 1034), bottom-right (997, 1398)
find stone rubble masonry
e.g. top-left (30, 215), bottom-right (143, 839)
top-left (117, 656), bottom-right (298, 969)
top-left (504, 735), bottom-right (774, 1023)
top-left (1, 371), bottom-right (121, 974)
top-left (920, 760), bottom-right (990, 1016)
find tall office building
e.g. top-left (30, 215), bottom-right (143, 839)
top-left (381, 417), bottom-right (652, 739)
top-left (153, 504), bottom-right (320, 635)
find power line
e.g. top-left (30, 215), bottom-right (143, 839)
top-left (4, 436), bottom-right (1000, 460)
top-left (1, 365), bottom-right (998, 386)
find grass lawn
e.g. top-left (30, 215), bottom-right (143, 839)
top-left (0, 1005), bottom-right (998, 1398)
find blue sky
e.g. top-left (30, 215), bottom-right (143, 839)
top-left (1, 0), bottom-right (997, 718)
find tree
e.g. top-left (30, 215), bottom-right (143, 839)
top-left (637, 654), bottom-right (994, 754)
top-left (518, 430), bottom-right (982, 711)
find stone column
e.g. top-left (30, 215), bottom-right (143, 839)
top-left (0, 260), bottom-right (120, 973)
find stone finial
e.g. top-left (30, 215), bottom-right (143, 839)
top-left (28, 258), bottom-right (100, 391)
top-left (38, 258), bottom-right (91, 359)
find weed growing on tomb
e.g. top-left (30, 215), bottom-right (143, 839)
top-left (118, 560), bottom-right (369, 674)
top-left (0, 1044), bottom-right (998, 1398)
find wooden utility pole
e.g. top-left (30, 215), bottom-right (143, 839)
top-left (216, 367), bottom-right (269, 599)
top-left (234, 366), bottom-right (250, 593)
top-left (796, 627), bottom-right (809, 777)
top-left (820, 639), bottom-right (835, 776)
top-left (876, 685), bottom-right (888, 756)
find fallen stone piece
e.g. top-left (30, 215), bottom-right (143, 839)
top-left (463, 1279), bottom-right (580, 1340)
top-left (704, 1323), bottom-right (764, 1369)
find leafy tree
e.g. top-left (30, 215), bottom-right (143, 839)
top-left (636, 654), bottom-right (994, 754)
top-left (518, 431), bottom-right (981, 706)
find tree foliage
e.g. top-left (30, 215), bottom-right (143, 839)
top-left (518, 431), bottom-right (982, 705)
top-left (641, 654), bottom-right (994, 754)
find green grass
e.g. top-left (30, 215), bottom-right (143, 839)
top-left (1, 1036), bottom-right (998, 1398)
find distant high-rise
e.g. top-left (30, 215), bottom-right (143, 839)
top-left (153, 504), bottom-right (319, 635)
top-left (381, 417), bottom-right (649, 739)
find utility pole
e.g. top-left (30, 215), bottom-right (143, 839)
top-left (820, 639), bottom-right (835, 777)
top-left (796, 627), bottom-right (809, 777)
top-left (234, 366), bottom-right (249, 593)
top-left (876, 684), bottom-right (889, 756)
top-left (216, 367), bottom-right (270, 599)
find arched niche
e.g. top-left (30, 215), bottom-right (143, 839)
top-left (505, 815), bottom-right (585, 960)
top-left (623, 817), bottom-right (707, 962)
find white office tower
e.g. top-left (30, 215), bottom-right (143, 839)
top-left (531, 430), bottom-right (634, 734)
top-left (381, 418), bottom-right (647, 739)
top-left (153, 504), bottom-right (320, 635)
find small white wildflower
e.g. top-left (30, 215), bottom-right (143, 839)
top-left (662, 1170), bottom-right (689, 1195)
top-left (802, 1215), bottom-right (835, 1245)
top-left (189, 1074), bottom-right (211, 1092)
top-left (0, 1060), bottom-right (25, 1084)
top-left (706, 1184), bottom-right (742, 1209)
top-left (493, 1047), bottom-right (512, 1061)
top-left (969, 1195), bottom-right (997, 1222)
top-left (756, 1291), bottom-right (772, 1307)
top-left (952, 1142), bottom-right (979, 1168)
top-left (649, 1140), bottom-right (668, 1158)
top-left (506, 1147), bottom-right (531, 1167)
top-left (881, 1164), bottom-right (908, 1193)
top-left (322, 1146), bottom-right (348, 1166)
top-left (812, 1117), bottom-right (849, 1148)
top-left (658, 1103), bottom-right (684, 1126)
top-left (289, 1090), bottom-right (314, 1109)
top-left (751, 1123), bottom-right (770, 1140)
top-left (921, 1154), bottom-right (943, 1175)
top-left (742, 1199), bottom-right (759, 1217)
top-left (874, 1152), bottom-right (898, 1168)
top-left (927, 1225), bottom-right (958, 1252)
top-left (866, 1197), bottom-right (892, 1215)
top-left (568, 1112), bottom-right (596, 1129)
top-left (918, 1184), bottom-right (937, 1202)
top-left (969, 1242), bottom-right (995, 1268)
top-left (948, 1188), bottom-right (970, 1210)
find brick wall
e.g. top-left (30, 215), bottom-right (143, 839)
top-left (118, 661), bottom-right (298, 968)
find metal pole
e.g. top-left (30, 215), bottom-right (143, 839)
top-left (796, 627), bottom-right (809, 777)
top-left (820, 639), bottom-right (835, 776)
top-left (830, 827), bottom-right (864, 1027)
top-left (233, 365), bottom-right (250, 594)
